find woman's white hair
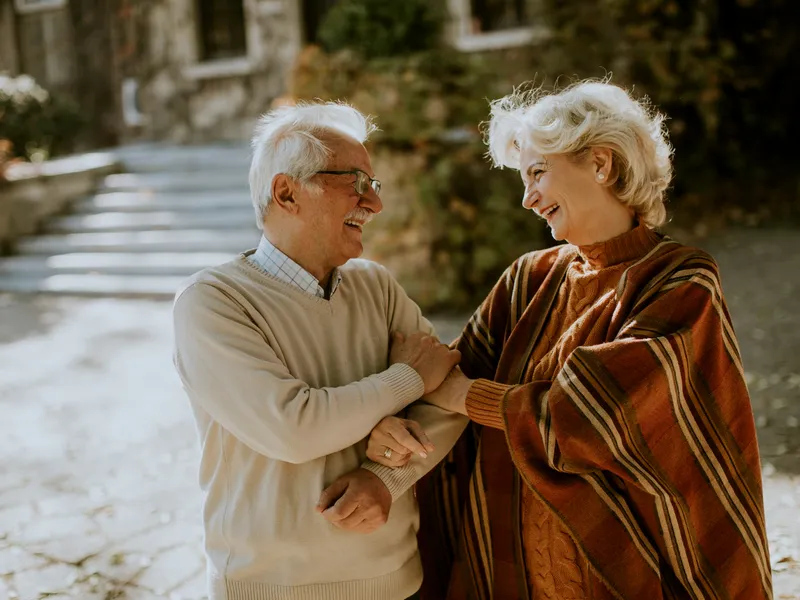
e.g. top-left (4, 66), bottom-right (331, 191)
top-left (249, 101), bottom-right (378, 228)
top-left (486, 79), bottom-right (673, 227)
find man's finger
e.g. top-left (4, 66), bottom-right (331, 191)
top-left (352, 504), bottom-right (389, 533)
top-left (446, 348), bottom-right (462, 370)
top-left (332, 505), bottom-right (367, 530)
top-left (323, 491), bottom-right (360, 522)
top-left (390, 422), bottom-right (428, 458)
top-left (317, 478), bottom-right (348, 513)
top-left (391, 331), bottom-right (405, 344)
top-left (445, 350), bottom-right (461, 375)
top-left (405, 420), bottom-right (435, 454)
top-left (352, 519), bottom-right (383, 534)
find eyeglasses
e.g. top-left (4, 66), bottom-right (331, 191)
top-left (315, 170), bottom-right (381, 196)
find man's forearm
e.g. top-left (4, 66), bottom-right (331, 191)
top-left (181, 360), bottom-right (424, 464)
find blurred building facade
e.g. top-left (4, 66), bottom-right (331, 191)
top-left (0, 0), bottom-right (537, 146)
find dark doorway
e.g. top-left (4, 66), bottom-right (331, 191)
top-left (302, 0), bottom-right (340, 44)
top-left (67, 0), bottom-right (120, 147)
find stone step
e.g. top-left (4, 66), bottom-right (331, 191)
top-left (0, 252), bottom-right (236, 277)
top-left (47, 209), bottom-right (257, 233)
top-left (99, 171), bottom-right (249, 193)
top-left (15, 230), bottom-right (260, 255)
top-left (0, 272), bottom-right (186, 297)
top-left (72, 191), bottom-right (252, 213)
top-left (112, 143), bottom-right (250, 173)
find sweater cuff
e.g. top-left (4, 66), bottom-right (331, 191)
top-left (361, 462), bottom-right (419, 502)
top-left (466, 379), bottom-right (512, 430)
top-left (375, 363), bottom-right (425, 411)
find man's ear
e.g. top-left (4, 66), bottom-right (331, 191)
top-left (271, 174), bottom-right (299, 214)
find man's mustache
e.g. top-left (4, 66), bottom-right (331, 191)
top-left (344, 208), bottom-right (374, 224)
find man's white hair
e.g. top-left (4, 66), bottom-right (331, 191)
top-left (486, 79), bottom-right (673, 228)
top-left (249, 101), bottom-right (378, 228)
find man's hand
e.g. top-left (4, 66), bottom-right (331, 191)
top-left (423, 367), bottom-right (473, 416)
top-left (367, 416), bottom-right (435, 467)
top-left (390, 331), bottom-right (461, 394)
top-left (316, 468), bottom-right (392, 534)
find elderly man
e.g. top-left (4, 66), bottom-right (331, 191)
top-left (172, 102), bottom-right (468, 600)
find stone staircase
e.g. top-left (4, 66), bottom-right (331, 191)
top-left (0, 144), bottom-right (261, 296)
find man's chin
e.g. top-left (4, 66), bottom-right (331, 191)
top-left (348, 246), bottom-right (365, 261)
top-left (346, 238), bottom-right (365, 256)
top-left (336, 244), bottom-right (364, 265)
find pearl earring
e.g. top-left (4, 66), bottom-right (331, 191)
top-left (597, 173), bottom-right (605, 182)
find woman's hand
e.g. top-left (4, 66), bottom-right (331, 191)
top-left (422, 367), bottom-right (473, 416)
top-left (366, 416), bottom-right (435, 467)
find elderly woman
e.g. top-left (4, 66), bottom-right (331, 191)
top-left (367, 81), bottom-right (772, 599)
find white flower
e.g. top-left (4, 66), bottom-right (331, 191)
top-left (0, 73), bottom-right (49, 106)
top-left (14, 74), bottom-right (36, 93)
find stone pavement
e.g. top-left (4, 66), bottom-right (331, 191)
top-left (1, 231), bottom-right (799, 599)
top-left (0, 296), bottom-right (204, 600)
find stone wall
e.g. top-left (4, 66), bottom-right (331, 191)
top-left (12, 5), bottom-right (76, 100)
top-left (0, 153), bottom-right (120, 253)
top-left (0, 0), bottom-right (19, 75)
top-left (120, 0), bottom-right (304, 143)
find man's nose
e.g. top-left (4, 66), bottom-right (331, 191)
top-left (360, 187), bottom-right (383, 214)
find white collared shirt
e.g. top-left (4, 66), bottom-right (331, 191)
top-left (248, 236), bottom-right (341, 299)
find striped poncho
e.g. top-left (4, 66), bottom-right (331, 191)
top-left (417, 224), bottom-right (772, 599)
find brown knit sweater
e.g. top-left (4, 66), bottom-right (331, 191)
top-left (517, 227), bottom-right (658, 598)
top-left (417, 223), bottom-right (771, 600)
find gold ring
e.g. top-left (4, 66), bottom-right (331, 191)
top-left (383, 447), bottom-right (393, 459)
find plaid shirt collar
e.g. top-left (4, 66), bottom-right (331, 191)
top-left (248, 236), bottom-right (342, 299)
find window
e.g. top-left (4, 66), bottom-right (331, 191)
top-left (197, 0), bottom-right (248, 62)
top-left (14, 0), bottom-right (67, 14)
top-left (449, 0), bottom-right (544, 52)
top-left (469, 0), bottom-right (530, 33)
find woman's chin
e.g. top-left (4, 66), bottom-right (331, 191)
top-left (549, 224), bottom-right (566, 242)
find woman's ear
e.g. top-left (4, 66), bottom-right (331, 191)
top-left (591, 147), bottom-right (613, 181)
top-left (270, 174), bottom-right (299, 214)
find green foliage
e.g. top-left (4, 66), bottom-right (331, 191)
top-left (417, 141), bottom-right (543, 309)
top-left (317, 0), bottom-right (444, 58)
top-left (291, 47), bottom-right (547, 311)
top-left (0, 74), bottom-right (84, 162)
top-left (293, 47), bottom-right (518, 145)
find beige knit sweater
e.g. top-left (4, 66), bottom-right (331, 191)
top-left (173, 254), bottom-right (467, 600)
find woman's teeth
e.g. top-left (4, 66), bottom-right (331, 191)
top-left (544, 205), bottom-right (559, 218)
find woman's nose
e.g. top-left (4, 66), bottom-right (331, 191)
top-left (522, 190), bottom-right (537, 210)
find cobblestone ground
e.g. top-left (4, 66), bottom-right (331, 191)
top-left (0, 297), bottom-right (204, 600)
top-left (0, 228), bottom-right (798, 599)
